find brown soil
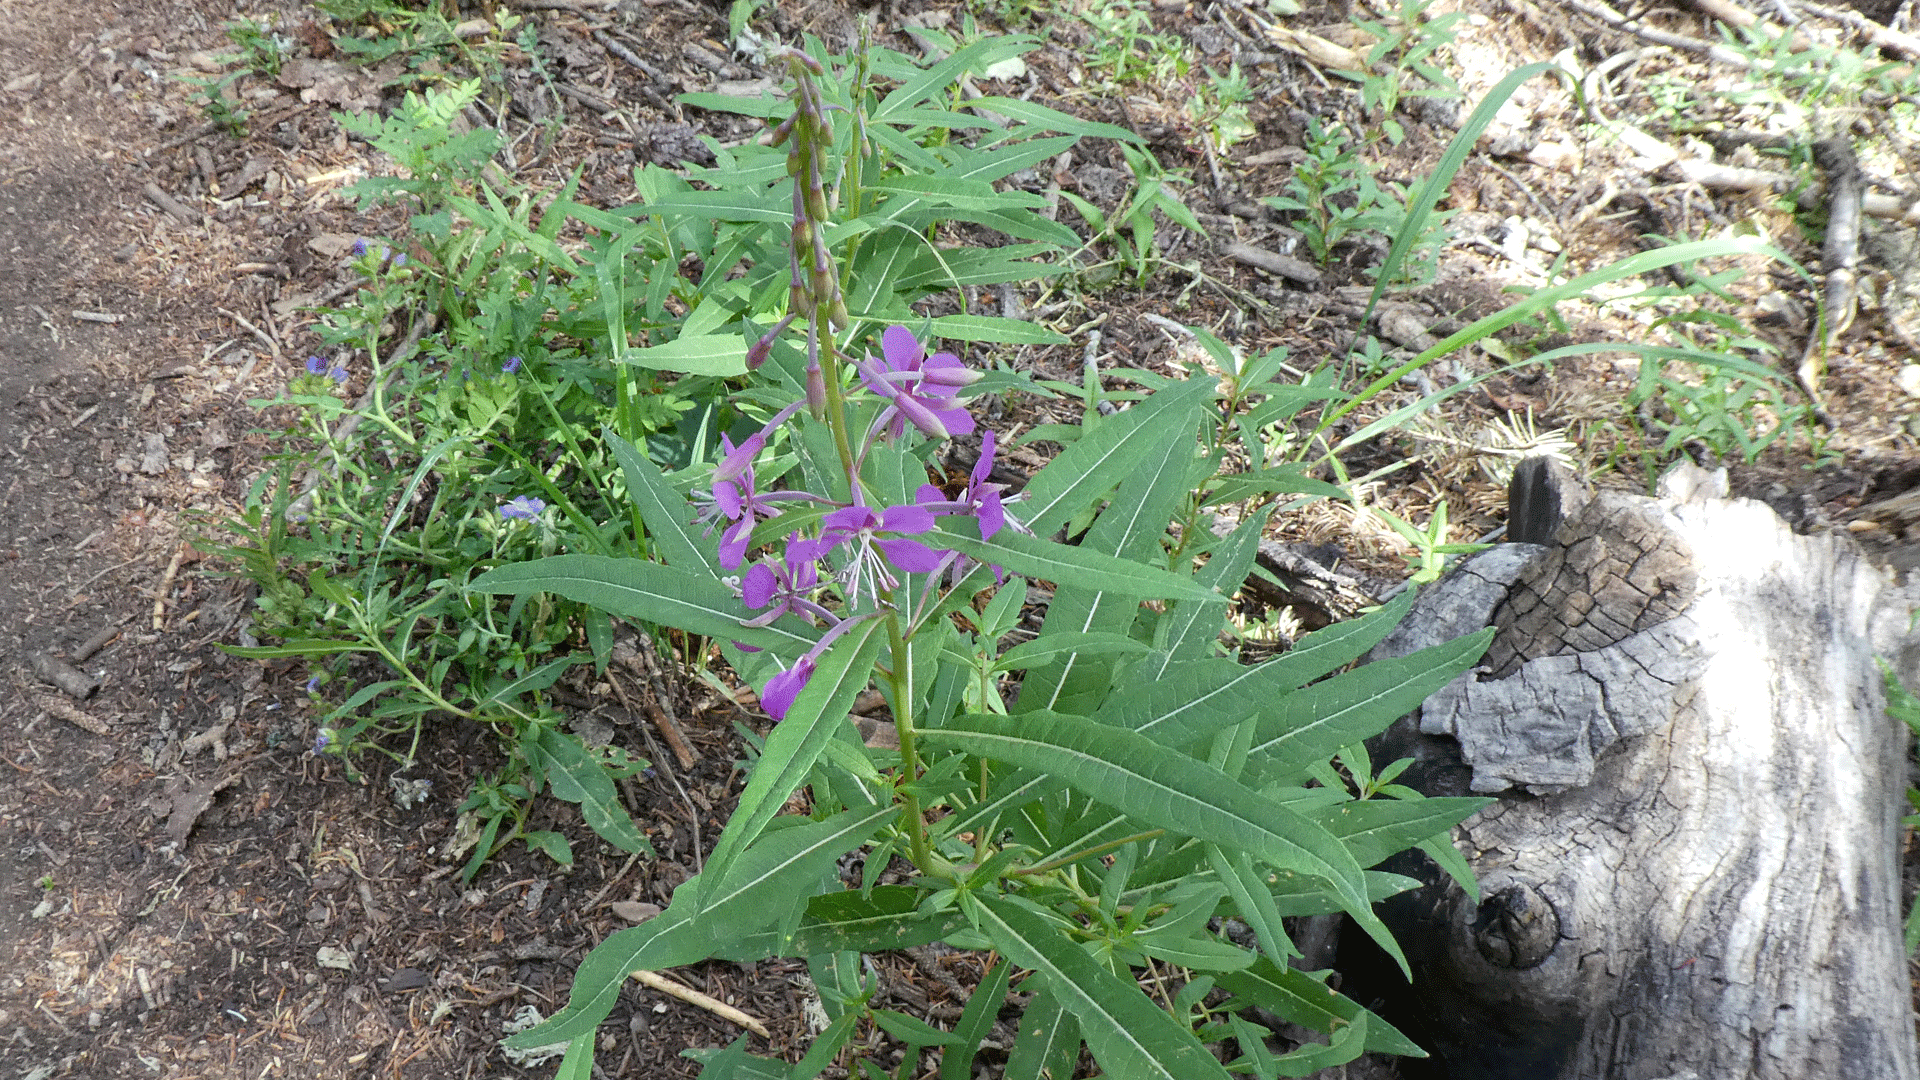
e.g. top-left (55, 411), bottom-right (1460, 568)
top-left (2, 0), bottom-right (1917, 1078)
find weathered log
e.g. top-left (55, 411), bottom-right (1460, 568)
top-left (1351, 460), bottom-right (1919, 1079)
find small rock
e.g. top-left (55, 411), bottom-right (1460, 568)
top-left (1897, 364), bottom-right (1920, 398)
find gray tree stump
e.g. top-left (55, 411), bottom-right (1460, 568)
top-left (1360, 460), bottom-right (1920, 1080)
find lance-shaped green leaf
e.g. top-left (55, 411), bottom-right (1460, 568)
top-left (618, 333), bottom-right (748, 376)
top-left (1095, 586), bottom-right (1422, 747)
top-left (526, 727), bottom-right (652, 856)
top-left (606, 430), bottom-right (715, 573)
top-left (1147, 511), bottom-right (1267, 671)
top-left (1246, 630), bottom-right (1492, 785)
top-left (1020, 429), bottom-right (1199, 715)
top-left (970, 892), bottom-right (1233, 1080)
top-left (1215, 956), bottom-right (1423, 1057)
top-left (1003, 982), bottom-right (1080, 1080)
top-left (1208, 844), bottom-right (1295, 965)
top-left (931, 528), bottom-right (1220, 603)
top-left (470, 554), bottom-right (817, 655)
top-left (1017, 374), bottom-right (1216, 537)
top-left (712, 886), bottom-right (967, 960)
top-left (921, 714), bottom-right (1385, 961)
top-left (697, 616), bottom-right (890, 901)
top-left (1310, 797), bottom-right (1490, 869)
top-left (506, 803), bottom-right (898, 1048)
top-left (924, 313), bottom-right (1070, 344)
top-left (475, 655), bottom-right (582, 711)
top-left (995, 631), bottom-right (1149, 670)
top-left (941, 958), bottom-right (1013, 1080)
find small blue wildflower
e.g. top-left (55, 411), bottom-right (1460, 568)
top-left (305, 356), bottom-right (326, 375)
top-left (352, 238), bottom-right (369, 257)
top-left (501, 356), bottom-right (522, 374)
top-left (305, 675), bottom-right (320, 694)
top-left (500, 495), bottom-right (547, 520)
top-left (312, 728), bottom-right (333, 754)
top-left (328, 364), bottom-right (348, 384)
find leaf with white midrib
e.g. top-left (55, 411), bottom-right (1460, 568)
top-left (923, 714), bottom-right (1375, 929)
top-left (971, 892), bottom-right (1232, 1080)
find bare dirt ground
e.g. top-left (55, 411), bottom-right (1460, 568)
top-left (3, 0), bottom-right (1919, 1077)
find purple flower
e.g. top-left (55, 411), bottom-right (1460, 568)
top-left (794, 500), bottom-right (944, 605)
top-left (739, 541), bottom-right (835, 626)
top-left (305, 356), bottom-right (349, 383)
top-left (305, 675), bottom-right (321, 694)
top-left (915, 430), bottom-right (1010, 541)
top-left (313, 728), bottom-right (333, 754)
top-left (502, 356), bottom-right (523, 374)
top-left (352, 238), bottom-right (369, 257)
top-left (760, 655), bottom-right (817, 721)
top-left (751, 613), bottom-right (878, 721)
top-left (713, 402), bottom-right (804, 485)
top-left (500, 495), bottom-right (547, 520)
top-left (858, 327), bottom-right (980, 441)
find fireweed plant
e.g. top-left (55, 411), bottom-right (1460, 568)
top-left (468, 47), bottom-right (1506, 1080)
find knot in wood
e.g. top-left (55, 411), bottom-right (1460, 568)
top-left (1471, 882), bottom-right (1560, 969)
top-left (1481, 493), bottom-right (1697, 680)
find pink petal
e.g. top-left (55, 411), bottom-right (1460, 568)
top-left (881, 325), bottom-right (922, 371)
top-left (719, 518), bottom-right (754, 570)
top-left (972, 430), bottom-right (997, 484)
top-left (741, 563), bottom-right (779, 608)
top-left (876, 537), bottom-right (942, 573)
top-left (761, 657), bottom-right (817, 721)
top-left (879, 504), bottom-right (935, 534)
top-left (892, 393), bottom-right (951, 439)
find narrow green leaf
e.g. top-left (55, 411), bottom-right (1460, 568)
top-left (924, 715), bottom-right (1377, 939)
top-left (943, 134), bottom-right (1079, 184)
top-left (1310, 797), bottom-right (1490, 869)
top-left (1147, 512), bottom-right (1266, 670)
top-left (1246, 630), bottom-right (1492, 784)
top-left (698, 617), bottom-right (890, 898)
top-left (1215, 957), bottom-right (1423, 1057)
top-left (873, 1009), bottom-right (960, 1046)
top-left (966, 96), bottom-right (1144, 142)
top-left (470, 554), bottom-right (817, 654)
top-left (925, 313), bottom-right (1069, 344)
top-left (607, 430), bottom-right (716, 573)
top-left (619, 334), bottom-right (749, 376)
top-left (509, 804), bottom-right (897, 1048)
top-left (971, 893), bottom-right (1231, 1080)
top-left (640, 191), bottom-right (792, 222)
top-left (1207, 844), bottom-right (1295, 965)
top-left (528, 727), bottom-right (652, 855)
top-left (1019, 375), bottom-right (1215, 536)
top-left (996, 631), bottom-right (1149, 670)
top-left (1003, 983), bottom-right (1080, 1080)
top-left (869, 175), bottom-right (1049, 211)
top-left (475, 654), bottom-right (582, 710)
top-left (942, 959), bottom-right (1013, 1080)
top-left (932, 528), bottom-right (1220, 602)
top-left (1095, 587), bottom-right (1422, 747)
top-left (1019, 428), bottom-right (1201, 714)
top-left (873, 36), bottom-right (1038, 122)
top-left (714, 886), bottom-right (968, 960)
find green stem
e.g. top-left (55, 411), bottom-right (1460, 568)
top-left (882, 608), bottom-right (933, 872)
top-left (1012, 829), bottom-right (1167, 877)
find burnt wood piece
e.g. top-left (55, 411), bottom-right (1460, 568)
top-left (1355, 459), bottom-right (1920, 1080)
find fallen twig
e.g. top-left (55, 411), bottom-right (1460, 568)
top-left (630, 970), bottom-right (771, 1039)
top-left (1799, 135), bottom-right (1863, 403)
